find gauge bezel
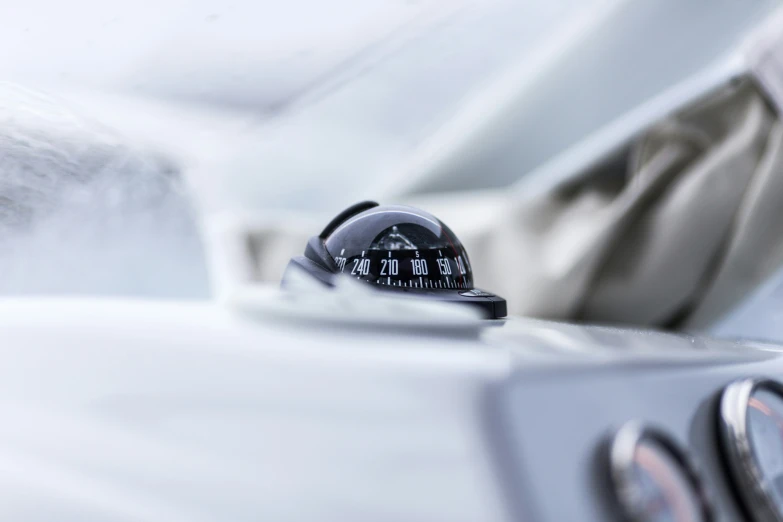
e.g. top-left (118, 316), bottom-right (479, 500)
top-left (719, 378), bottom-right (783, 522)
top-left (608, 421), bottom-right (713, 522)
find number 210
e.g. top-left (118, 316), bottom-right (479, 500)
top-left (380, 259), bottom-right (398, 275)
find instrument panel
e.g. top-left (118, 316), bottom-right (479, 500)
top-left (278, 199), bottom-right (783, 521)
top-left (490, 340), bottom-right (783, 522)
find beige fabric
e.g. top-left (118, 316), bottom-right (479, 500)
top-left (581, 80), bottom-right (774, 324)
top-left (463, 78), bottom-right (783, 328)
top-left (686, 121), bottom-right (783, 328)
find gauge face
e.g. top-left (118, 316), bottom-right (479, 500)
top-left (720, 379), bottom-right (783, 522)
top-left (747, 388), bottom-right (783, 507)
top-left (610, 424), bottom-right (709, 522)
top-left (324, 205), bottom-right (473, 289)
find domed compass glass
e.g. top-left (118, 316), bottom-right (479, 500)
top-left (283, 201), bottom-right (507, 319)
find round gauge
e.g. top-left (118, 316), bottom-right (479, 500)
top-left (608, 422), bottom-right (712, 522)
top-left (720, 378), bottom-right (783, 522)
top-left (324, 205), bottom-right (472, 290)
top-left (282, 201), bottom-right (507, 318)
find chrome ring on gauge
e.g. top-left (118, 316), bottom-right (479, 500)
top-left (720, 378), bottom-right (783, 522)
top-left (608, 422), bottom-right (712, 522)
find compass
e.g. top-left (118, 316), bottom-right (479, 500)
top-left (282, 201), bottom-right (507, 319)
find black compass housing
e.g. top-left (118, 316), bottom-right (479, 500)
top-left (282, 201), bottom-right (507, 319)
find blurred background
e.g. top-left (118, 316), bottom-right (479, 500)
top-left (3, 0), bottom-right (783, 339)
